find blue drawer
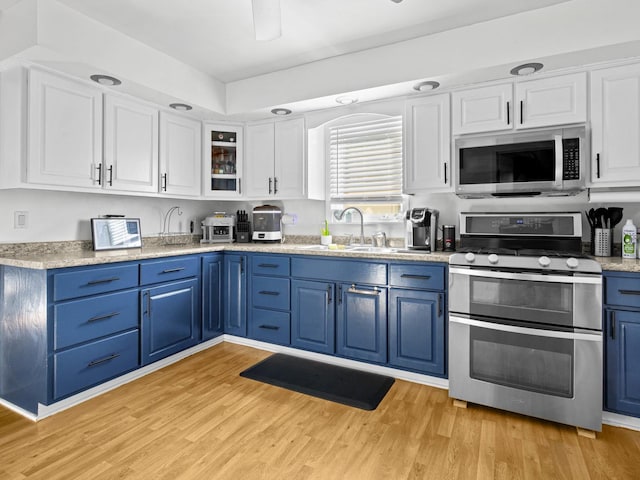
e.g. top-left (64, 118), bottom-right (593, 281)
top-left (54, 289), bottom-right (139, 350)
top-left (252, 255), bottom-right (290, 276)
top-left (52, 263), bottom-right (138, 301)
top-left (291, 257), bottom-right (387, 284)
top-left (250, 308), bottom-right (290, 345)
top-left (251, 276), bottom-right (290, 310)
top-left (53, 330), bottom-right (139, 399)
top-left (389, 264), bottom-right (445, 290)
top-left (140, 256), bottom-right (199, 285)
top-left (606, 275), bottom-right (640, 308)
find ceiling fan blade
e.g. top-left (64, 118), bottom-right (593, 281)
top-left (252, 0), bottom-right (282, 41)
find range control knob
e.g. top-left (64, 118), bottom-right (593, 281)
top-left (566, 257), bottom-right (579, 269)
top-left (464, 252), bottom-right (476, 263)
top-left (488, 254), bottom-right (499, 265)
top-left (538, 256), bottom-right (551, 267)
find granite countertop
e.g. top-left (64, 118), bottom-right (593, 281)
top-left (0, 239), bottom-right (637, 272)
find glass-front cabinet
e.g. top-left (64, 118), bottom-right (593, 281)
top-left (203, 124), bottom-right (243, 198)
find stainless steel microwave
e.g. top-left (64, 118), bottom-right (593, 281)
top-left (454, 126), bottom-right (587, 198)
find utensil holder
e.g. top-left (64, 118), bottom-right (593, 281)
top-left (593, 228), bottom-right (612, 257)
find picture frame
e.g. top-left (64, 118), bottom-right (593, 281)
top-left (91, 218), bottom-right (142, 251)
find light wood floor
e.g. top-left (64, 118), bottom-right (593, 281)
top-left (1, 343), bottom-right (640, 480)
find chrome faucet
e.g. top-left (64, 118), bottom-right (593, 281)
top-left (162, 206), bottom-right (182, 234)
top-left (335, 207), bottom-right (365, 246)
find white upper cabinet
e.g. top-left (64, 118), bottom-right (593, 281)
top-left (404, 94), bottom-right (451, 193)
top-left (590, 63), bottom-right (640, 186)
top-left (103, 94), bottom-right (159, 193)
top-left (452, 73), bottom-right (587, 135)
top-left (28, 69), bottom-right (103, 188)
top-left (203, 124), bottom-right (243, 198)
top-left (245, 117), bottom-right (306, 199)
top-left (515, 72), bottom-right (587, 129)
top-left (159, 112), bottom-right (201, 196)
top-left (452, 83), bottom-right (512, 135)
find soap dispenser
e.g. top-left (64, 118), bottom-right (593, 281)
top-left (622, 219), bottom-right (637, 259)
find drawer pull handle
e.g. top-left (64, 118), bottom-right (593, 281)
top-left (400, 274), bottom-right (431, 280)
top-left (258, 263), bottom-right (279, 268)
top-left (348, 284), bottom-right (380, 296)
top-left (259, 290), bottom-right (280, 296)
top-left (161, 267), bottom-right (186, 274)
top-left (87, 311), bottom-right (121, 323)
top-left (259, 325), bottom-right (280, 330)
top-left (87, 277), bottom-right (120, 285)
top-left (87, 353), bottom-right (120, 368)
top-left (619, 289), bottom-right (640, 296)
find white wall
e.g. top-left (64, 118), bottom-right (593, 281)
top-left (0, 189), bottom-right (225, 243)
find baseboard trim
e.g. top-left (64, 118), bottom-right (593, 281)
top-left (0, 398), bottom-right (38, 422)
top-left (602, 411), bottom-right (640, 432)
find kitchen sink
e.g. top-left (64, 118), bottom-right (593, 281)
top-left (346, 246), bottom-right (398, 253)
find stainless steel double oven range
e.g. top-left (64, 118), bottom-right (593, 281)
top-left (448, 212), bottom-right (603, 432)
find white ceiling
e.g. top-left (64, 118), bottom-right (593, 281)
top-left (54, 0), bottom-right (571, 83)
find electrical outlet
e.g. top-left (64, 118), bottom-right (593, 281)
top-left (282, 213), bottom-right (298, 225)
top-left (14, 211), bottom-right (28, 229)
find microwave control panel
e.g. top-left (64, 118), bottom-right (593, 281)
top-left (562, 138), bottom-right (580, 180)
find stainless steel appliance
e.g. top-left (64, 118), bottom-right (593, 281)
top-left (405, 208), bottom-right (439, 252)
top-left (252, 205), bottom-right (282, 243)
top-left (448, 212), bottom-right (603, 432)
top-left (201, 213), bottom-right (235, 244)
top-left (454, 126), bottom-right (586, 198)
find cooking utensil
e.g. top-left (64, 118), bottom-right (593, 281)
top-left (608, 207), bottom-right (624, 229)
top-left (593, 207), bottom-right (608, 229)
top-left (585, 210), bottom-right (594, 229)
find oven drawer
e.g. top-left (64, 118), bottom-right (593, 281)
top-left (606, 275), bottom-right (640, 309)
top-left (389, 264), bottom-right (445, 290)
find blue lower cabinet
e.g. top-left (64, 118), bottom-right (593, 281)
top-left (141, 277), bottom-right (199, 365)
top-left (224, 254), bottom-right (247, 336)
top-left (605, 308), bottom-right (640, 416)
top-left (336, 283), bottom-right (387, 363)
top-left (250, 308), bottom-right (290, 345)
top-left (202, 254), bottom-right (223, 340)
top-left (388, 288), bottom-right (445, 376)
top-left (291, 279), bottom-right (335, 354)
top-left (53, 329), bottom-right (139, 399)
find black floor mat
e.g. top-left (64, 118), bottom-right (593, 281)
top-left (240, 353), bottom-right (394, 411)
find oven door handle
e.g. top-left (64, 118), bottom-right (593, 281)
top-left (449, 315), bottom-right (602, 342)
top-left (449, 267), bottom-right (601, 285)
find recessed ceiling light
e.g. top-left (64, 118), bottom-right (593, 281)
top-left (336, 96), bottom-right (358, 105)
top-left (169, 103), bottom-right (193, 111)
top-left (510, 62), bottom-right (544, 76)
top-left (90, 74), bottom-right (121, 86)
top-left (413, 80), bottom-right (440, 92)
top-left (271, 108), bottom-right (292, 115)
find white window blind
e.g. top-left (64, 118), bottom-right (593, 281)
top-left (329, 116), bottom-right (403, 200)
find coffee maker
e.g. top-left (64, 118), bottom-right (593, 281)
top-left (406, 208), bottom-right (439, 252)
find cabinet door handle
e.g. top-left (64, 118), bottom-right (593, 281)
top-left (259, 290), bottom-right (280, 296)
top-left (327, 285), bottom-right (332, 304)
top-left (259, 325), bottom-right (280, 331)
top-left (162, 173), bottom-right (168, 191)
top-left (86, 277), bottom-right (120, 285)
top-left (258, 263), bottom-right (278, 268)
top-left (520, 100), bottom-right (524, 125)
top-left (400, 274), bottom-right (431, 280)
top-left (161, 267), bottom-right (185, 274)
top-left (87, 311), bottom-right (121, 323)
top-left (108, 165), bottom-right (114, 186)
top-left (506, 101), bottom-right (510, 125)
top-left (444, 163), bottom-right (447, 184)
top-left (268, 177), bottom-right (272, 194)
top-left (96, 163), bottom-right (103, 186)
top-left (274, 177), bottom-right (278, 195)
top-left (347, 284), bottom-right (380, 296)
top-left (87, 353), bottom-right (120, 368)
top-left (240, 257), bottom-right (244, 274)
top-left (610, 310), bottom-right (616, 339)
top-left (596, 154), bottom-right (600, 179)
top-left (143, 291), bottom-right (150, 316)
top-left (619, 289), bottom-right (640, 295)
top-left (438, 293), bottom-right (443, 317)
top-left (238, 178), bottom-right (242, 195)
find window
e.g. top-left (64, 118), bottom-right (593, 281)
top-left (327, 114), bottom-right (405, 223)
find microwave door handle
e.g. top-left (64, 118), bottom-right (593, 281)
top-left (554, 134), bottom-right (563, 187)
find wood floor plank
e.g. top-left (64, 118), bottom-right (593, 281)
top-left (1, 342), bottom-right (640, 479)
